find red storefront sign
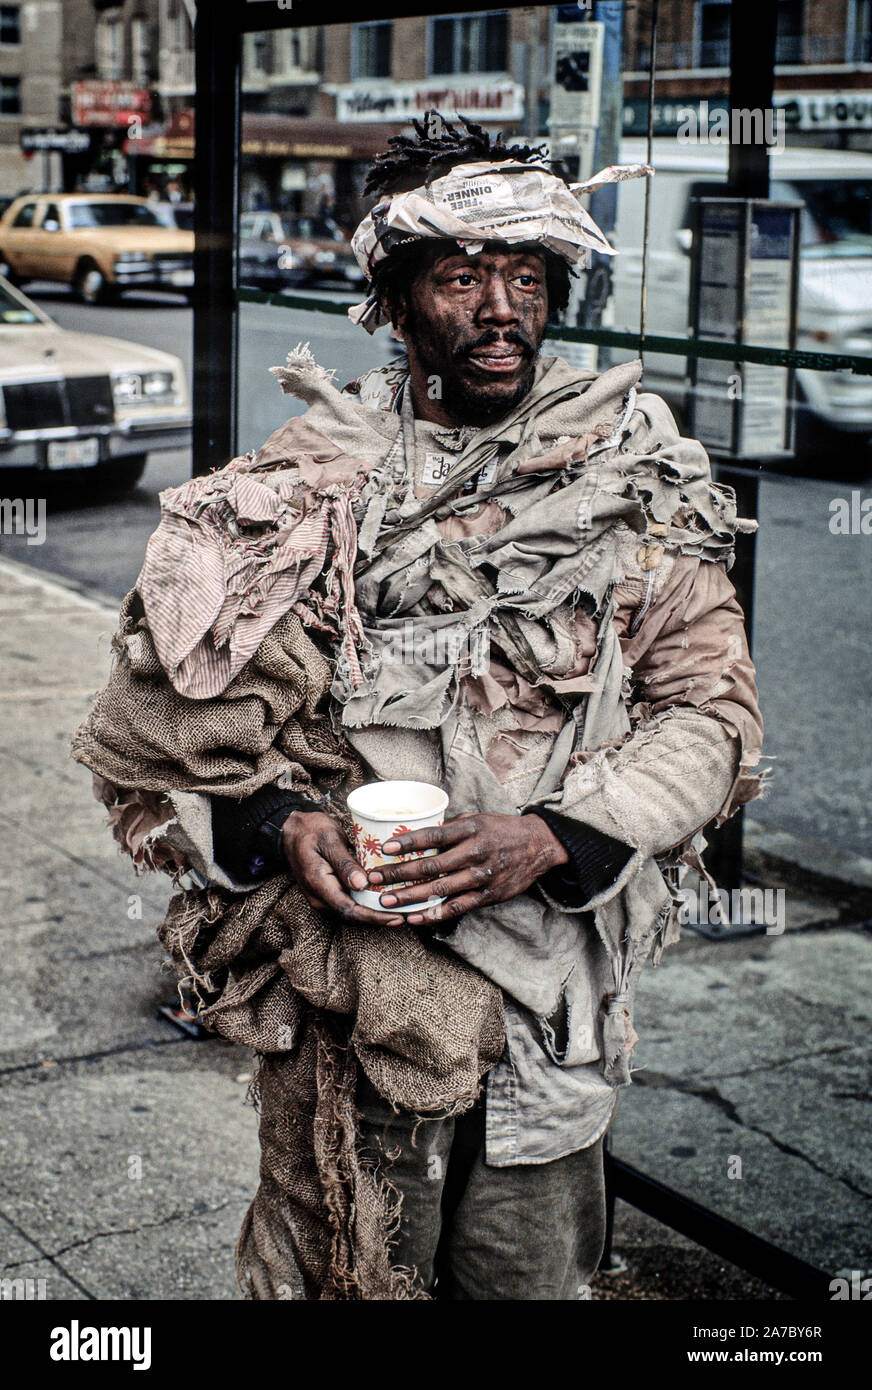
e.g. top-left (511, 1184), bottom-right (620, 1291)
top-left (73, 81), bottom-right (153, 128)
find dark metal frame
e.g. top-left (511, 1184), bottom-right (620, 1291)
top-left (193, 0), bottom-right (845, 1299)
top-left (604, 1148), bottom-right (833, 1299)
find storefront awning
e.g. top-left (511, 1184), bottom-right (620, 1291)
top-left (123, 115), bottom-right (406, 161)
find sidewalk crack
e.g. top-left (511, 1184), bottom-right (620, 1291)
top-left (635, 1070), bottom-right (872, 1201)
top-left (0, 1208), bottom-right (97, 1299)
top-left (42, 1199), bottom-right (243, 1261)
top-left (700, 1042), bottom-right (854, 1082)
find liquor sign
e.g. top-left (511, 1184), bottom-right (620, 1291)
top-left (623, 92), bottom-right (872, 137)
top-left (776, 91), bottom-right (872, 131)
top-left (332, 81), bottom-right (524, 124)
top-left (20, 127), bottom-right (91, 154)
top-left (73, 81), bottom-right (153, 128)
top-left (622, 97), bottom-right (732, 137)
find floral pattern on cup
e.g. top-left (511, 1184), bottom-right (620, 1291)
top-left (352, 823), bottom-right (421, 873)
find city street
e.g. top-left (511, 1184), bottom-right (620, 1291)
top-left (1, 0), bottom-right (870, 1322)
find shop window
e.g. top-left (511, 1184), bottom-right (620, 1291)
top-left (697, 0), bottom-right (806, 69)
top-left (775, 0), bottom-right (804, 63)
top-left (243, 31), bottom-right (271, 82)
top-left (353, 21), bottom-right (392, 79)
top-left (850, 0), bottom-right (872, 59)
top-left (0, 5), bottom-right (19, 45)
top-left (430, 11), bottom-right (508, 75)
top-left (696, 0), bottom-right (730, 68)
top-left (96, 13), bottom-right (124, 81)
top-left (131, 16), bottom-right (150, 86)
top-left (0, 74), bottom-right (21, 113)
top-left (273, 27), bottom-right (314, 75)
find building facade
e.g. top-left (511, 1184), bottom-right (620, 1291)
top-left (622, 0), bottom-right (872, 150)
top-left (237, 11), bottom-right (551, 225)
top-left (2, 3), bottom-right (870, 205)
top-left (57, 0), bottom-right (196, 195)
top-left (0, 1), bottom-right (64, 197)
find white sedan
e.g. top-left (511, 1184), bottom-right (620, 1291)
top-left (0, 275), bottom-right (190, 489)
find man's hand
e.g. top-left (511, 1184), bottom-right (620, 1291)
top-left (281, 810), bottom-right (406, 927)
top-left (368, 813), bottom-right (569, 926)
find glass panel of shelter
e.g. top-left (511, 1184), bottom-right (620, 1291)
top-left (231, 4), bottom-right (872, 1286)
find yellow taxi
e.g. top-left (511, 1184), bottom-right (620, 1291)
top-left (0, 194), bottom-right (194, 305)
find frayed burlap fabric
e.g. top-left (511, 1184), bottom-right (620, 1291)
top-left (72, 589), bottom-right (354, 799)
top-left (72, 594), bottom-right (505, 1300)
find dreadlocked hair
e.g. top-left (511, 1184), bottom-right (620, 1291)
top-left (363, 111), bottom-right (567, 197)
top-left (364, 111), bottom-right (574, 327)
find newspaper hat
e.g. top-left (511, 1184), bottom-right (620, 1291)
top-left (348, 157), bottom-right (652, 333)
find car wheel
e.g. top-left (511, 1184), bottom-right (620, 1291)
top-left (74, 259), bottom-right (115, 305)
top-left (0, 257), bottom-right (20, 287)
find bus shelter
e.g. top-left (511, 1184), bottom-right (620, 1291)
top-left (190, 0), bottom-right (872, 1299)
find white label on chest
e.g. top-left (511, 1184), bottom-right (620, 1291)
top-left (477, 458), bottom-right (497, 487)
top-left (421, 453), bottom-right (498, 490)
top-left (422, 452), bottom-right (453, 486)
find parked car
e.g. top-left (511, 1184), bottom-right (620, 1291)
top-left (0, 275), bottom-right (190, 489)
top-left (238, 211), bottom-right (366, 288)
top-left (151, 201), bottom-right (194, 233)
top-left (611, 140), bottom-right (872, 450)
top-left (154, 200), bottom-right (296, 293)
top-left (0, 193), bottom-right (194, 304)
top-left (237, 234), bottom-right (293, 293)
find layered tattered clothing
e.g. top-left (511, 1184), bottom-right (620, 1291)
top-left (73, 344), bottom-right (764, 1291)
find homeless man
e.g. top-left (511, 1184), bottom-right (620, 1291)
top-left (72, 114), bottom-right (765, 1301)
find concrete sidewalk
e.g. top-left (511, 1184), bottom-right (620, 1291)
top-left (0, 557), bottom-right (867, 1301)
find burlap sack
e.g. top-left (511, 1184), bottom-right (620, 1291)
top-left (72, 596), bottom-right (505, 1299)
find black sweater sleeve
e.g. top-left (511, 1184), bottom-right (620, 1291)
top-left (211, 785), bottom-right (321, 883)
top-left (524, 808), bottom-right (633, 908)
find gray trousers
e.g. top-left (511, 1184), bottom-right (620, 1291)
top-left (355, 1072), bottom-right (607, 1300)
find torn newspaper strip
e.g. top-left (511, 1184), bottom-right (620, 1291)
top-left (348, 159), bottom-right (653, 333)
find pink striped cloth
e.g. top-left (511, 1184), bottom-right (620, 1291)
top-left (138, 427), bottom-right (373, 700)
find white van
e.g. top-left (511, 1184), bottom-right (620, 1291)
top-left (610, 138), bottom-right (872, 448)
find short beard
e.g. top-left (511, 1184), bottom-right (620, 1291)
top-left (437, 359), bottom-right (537, 426)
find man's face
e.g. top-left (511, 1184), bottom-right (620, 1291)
top-left (394, 244), bottom-right (550, 427)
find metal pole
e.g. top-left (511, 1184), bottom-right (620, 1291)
top-left (191, 4), bottom-right (239, 477)
top-left (638, 0), bottom-right (658, 366)
top-left (582, 0), bottom-right (624, 363)
top-left (728, 0), bottom-right (777, 198)
top-left (609, 1156), bottom-right (832, 1299)
top-left (704, 0), bottom-right (778, 896)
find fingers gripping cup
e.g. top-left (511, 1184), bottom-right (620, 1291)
top-left (346, 780), bottom-right (449, 914)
